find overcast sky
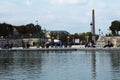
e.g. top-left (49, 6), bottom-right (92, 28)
top-left (0, 0), bottom-right (120, 34)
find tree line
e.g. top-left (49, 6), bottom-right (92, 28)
top-left (0, 23), bottom-right (44, 38)
top-left (0, 22), bottom-right (99, 43)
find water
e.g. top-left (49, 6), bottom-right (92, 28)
top-left (0, 50), bottom-right (120, 80)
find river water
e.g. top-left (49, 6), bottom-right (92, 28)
top-left (0, 50), bottom-right (120, 80)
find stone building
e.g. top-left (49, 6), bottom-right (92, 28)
top-left (0, 38), bottom-right (47, 48)
top-left (104, 36), bottom-right (120, 47)
top-left (96, 34), bottom-right (120, 47)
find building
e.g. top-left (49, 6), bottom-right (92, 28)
top-left (46, 30), bottom-right (70, 39)
top-left (50, 30), bottom-right (70, 35)
top-left (104, 36), bottom-right (120, 47)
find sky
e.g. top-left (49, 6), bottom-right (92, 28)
top-left (0, 0), bottom-right (120, 34)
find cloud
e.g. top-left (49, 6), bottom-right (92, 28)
top-left (51, 0), bottom-right (87, 5)
top-left (1, 0), bottom-right (120, 34)
top-left (25, 0), bottom-right (32, 6)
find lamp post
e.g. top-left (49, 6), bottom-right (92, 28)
top-left (43, 28), bottom-right (46, 44)
top-left (67, 36), bottom-right (70, 47)
top-left (52, 36), bottom-right (54, 43)
top-left (85, 36), bottom-right (89, 43)
top-left (36, 20), bottom-right (38, 25)
top-left (51, 36), bottom-right (54, 47)
top-left (99, 29), bottom-right (101, 35)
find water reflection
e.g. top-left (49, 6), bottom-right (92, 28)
top-left (0, 50), bottom-right (120, 80)
top-left (110, 51), bottom-right (120, 80)
top-left (0, 51), bottom-right (43, 80)
top-left (91, 51), bottom-right (96, 80)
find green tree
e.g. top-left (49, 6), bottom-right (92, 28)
top-left (110, 20), bottom-right (120, 36)
top-left (85, 32), bottom-right (92, 41)
top-left (50, 32), bottom-right (58, 39)
top-left (15, 23), bottom-right (42, 38)
top-left (0, 23), bottom-right (13, 37)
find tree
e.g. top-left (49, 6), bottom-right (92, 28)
top-left (85, 32), bottom-right (92, 41)
top-left (0, 23), bottom-right (13, 37)
top-left (15, 23), bottom-right (42, 38)
top-left (109, 20), bottom-right (120, 36)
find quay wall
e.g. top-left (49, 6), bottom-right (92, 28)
top-left (0, 47), bottom-right (120, 51)
top-left (0, 38), bottom-right (44, 47)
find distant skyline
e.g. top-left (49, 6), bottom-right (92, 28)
top-left (0, 0), bottom-right (120, 34)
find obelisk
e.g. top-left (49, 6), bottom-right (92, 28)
top-left (92, 8), bottom-right (96, 42)
top-left (92, 9), bottom-right (95, 35)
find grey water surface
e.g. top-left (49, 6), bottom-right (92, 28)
top-left (0, 50), bottom-right (120, 80)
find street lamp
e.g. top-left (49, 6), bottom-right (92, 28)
top-left (36, 20), bottom-right (38, 25)
top-left (67, 36), bottom-right (70, 46)
top-left (90, 22), bottom-right (93, 34)
top-left (99, 29), bottom-right (101, 35)
top-left (85, 36), bottom-right (89, 43)
top-left (52, 36), bottom-right (54, 42)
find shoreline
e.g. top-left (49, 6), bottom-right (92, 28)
top-left (0, 47), bottom-right (120, 51)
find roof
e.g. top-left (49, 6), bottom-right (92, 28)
top-left (50, 30), bottom-right (70, 35)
